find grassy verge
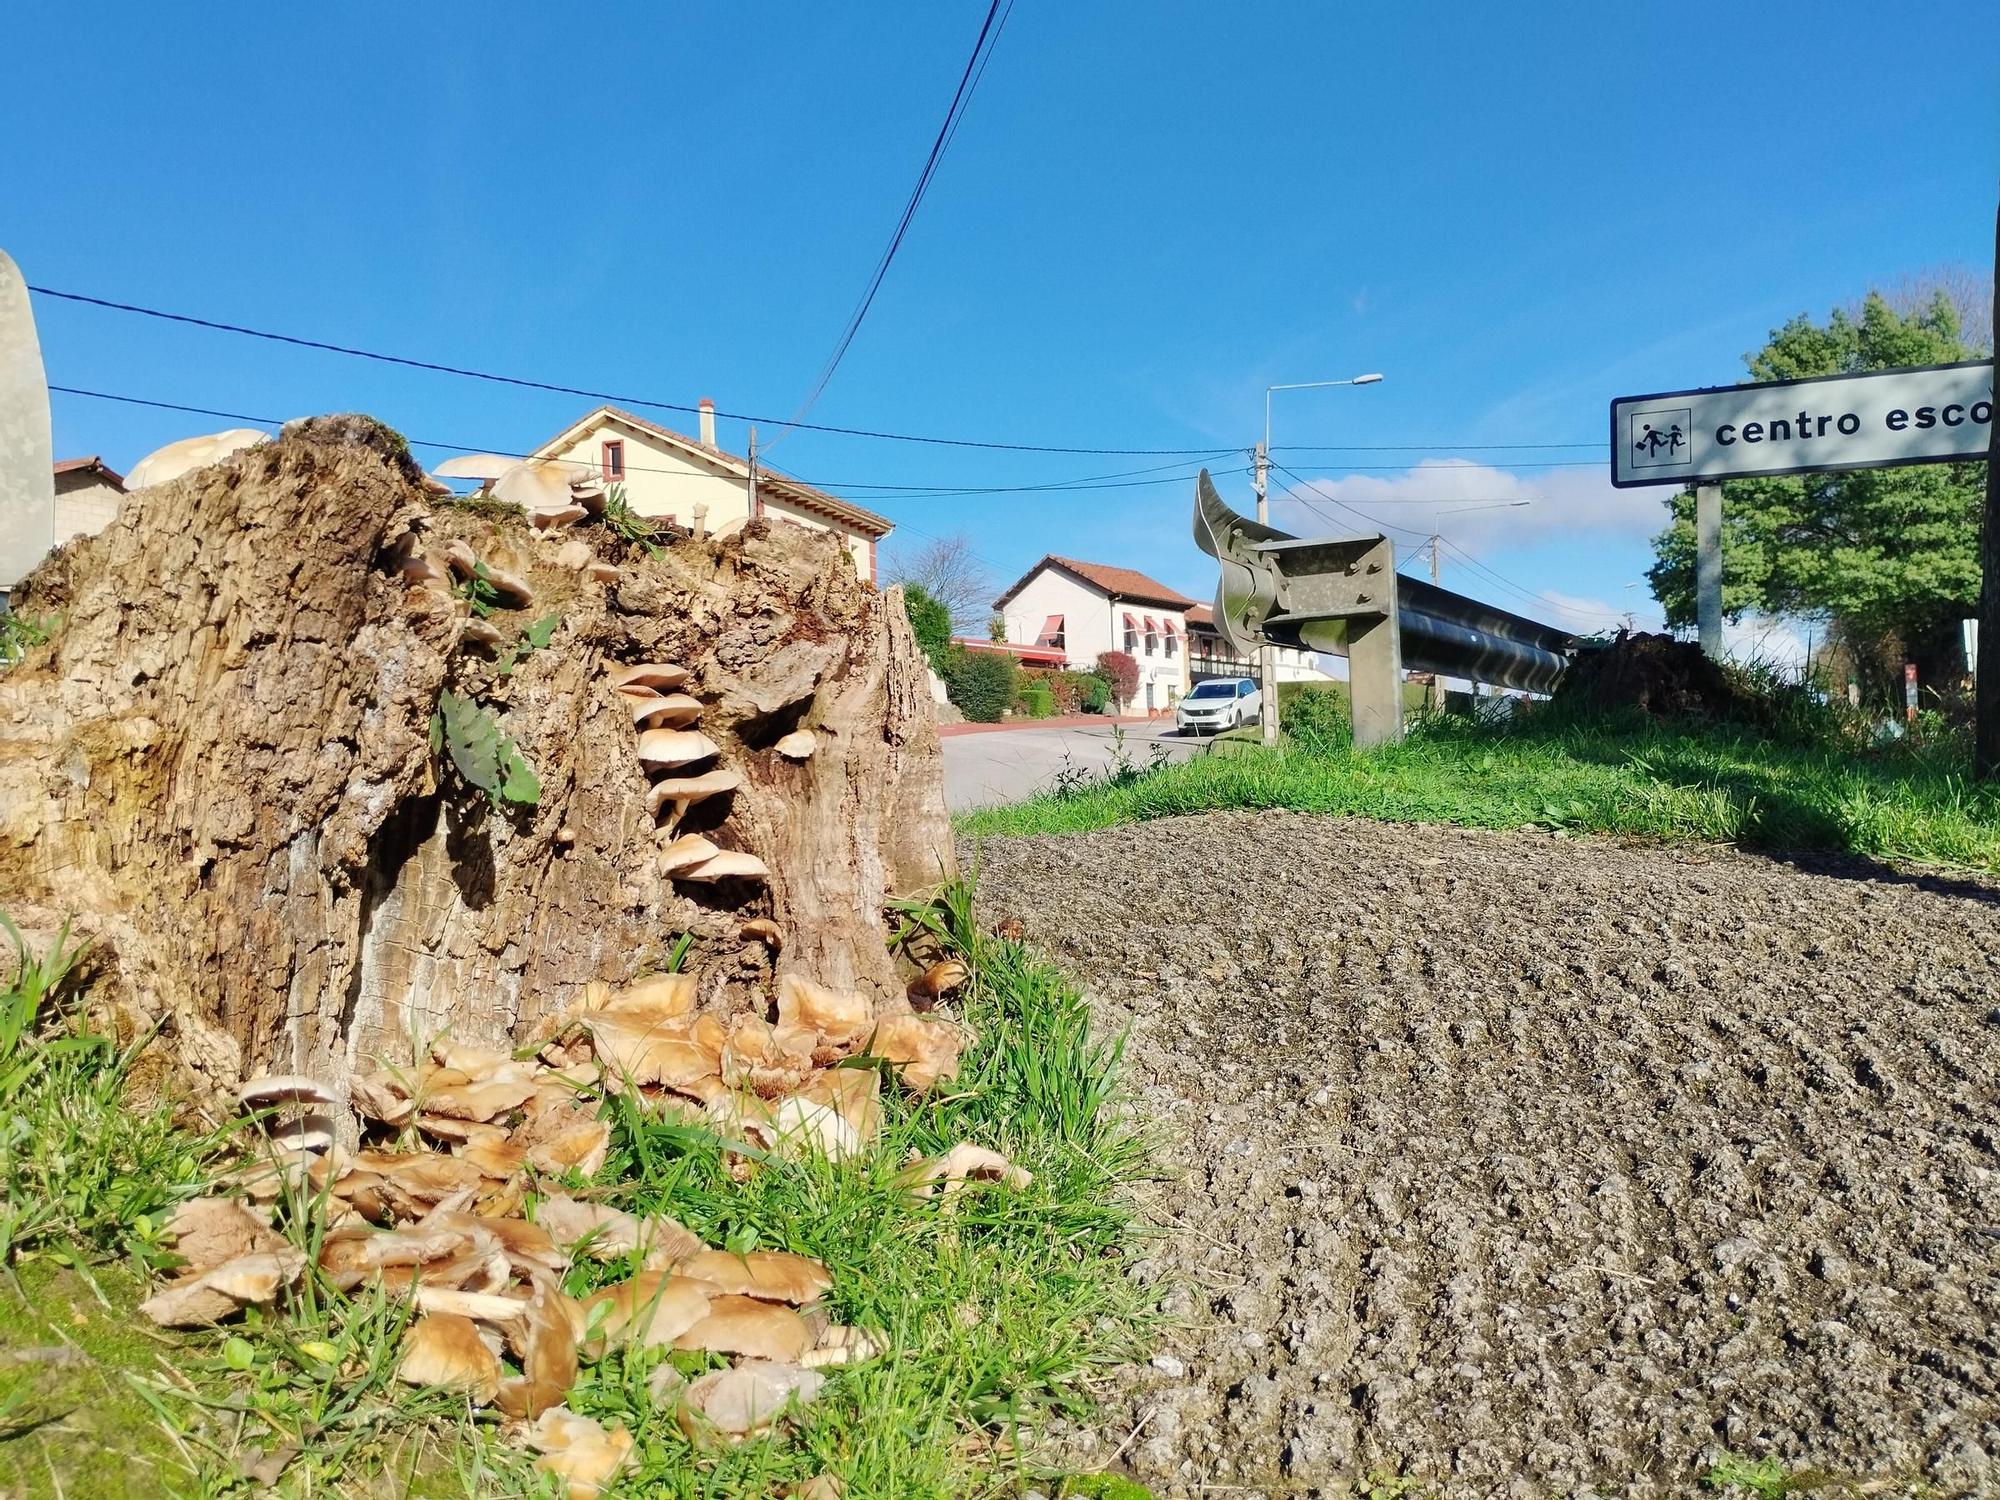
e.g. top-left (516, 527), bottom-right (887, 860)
top-left (961, 709), bottom-right (2000, 873)
top-left (0, 893), bottom-right (1153, 1497)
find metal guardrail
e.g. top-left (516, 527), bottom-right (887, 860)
top-left (1192, 470), bottom-right (1577, 746)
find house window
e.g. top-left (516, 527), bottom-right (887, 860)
top-left (1143, 616), bottom-right (1159, 656)
top-left (601, 440), bottom-right (625, 481)
top-left (1122, 612), bottom-right (1138, 653)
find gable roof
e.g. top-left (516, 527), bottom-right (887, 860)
top-left (994, 554), bottom-right (1197, 612)
top-left (1184, 603), bottom-right (1215, 627)
top-left (54, 456), bottom-right (126, 490)
top-left (532, 406), bottom-right (893, 539)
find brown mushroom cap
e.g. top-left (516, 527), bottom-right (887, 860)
top-left (636, 728), bottom-right (720, 769)
top-left (238, 1074), bottom-right (340, 1111)
top-left (679, 1360), bottom-right (825, 1439)
top-left (586, 561), bottom-right (620, 584)
top-left (739, 918), bottom-right (783, 950)
top-left (630, 692), bottom-right (704, 730)
top-left (481, 565), bottom-right (535, 609)
top-left (125, 428), bottom-right (269, 490)
top-left (657, 833), bottom-right (721, 876)
top-left (676, 849), bottom-right (769, 883)
top-left (397, 1312), bottom-right (502, 1403)
top-left (673, 1293), bottom-right (811, 1362)
top-left (433, 453), bottom-right (519, 482)
top-left (583, 1272), bottom-right (716, 1352)
top-left (774, 730), bottom-right (817, 760)
top-left (530, 504), bottom-right (590, 531)
top-left (645, 768), bottom-right (743, 821)
top-left (675, 1249), bottom-right (833, 1305)
top-left (776, 975), bottom-right (874, 1048)
top-left (601, 972), bottom-right (698, 1024)
top-left (492, 460), bottom-right (577, 514)
top-left (610, 663), bottom-right (691, 692)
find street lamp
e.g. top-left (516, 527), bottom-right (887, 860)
top-left (1254, 372), bottom-right (1385, 746)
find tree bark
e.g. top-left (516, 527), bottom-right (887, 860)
top-left (0, 416), bottom-right (953, 1099)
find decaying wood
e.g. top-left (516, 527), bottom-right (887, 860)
top-left (0, 415), bottom-right (952, 1100)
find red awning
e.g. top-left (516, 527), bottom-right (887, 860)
top-left (1163, 617), bottom-right (1180, 636)
top-left (1122, 612), bottom-right (1137, 630)
top-left (1034, 614), bottom-right (1065, 647)
top-left (1142, 615), bottom-right (1158, 634)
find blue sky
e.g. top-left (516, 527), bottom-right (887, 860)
top-left (7, 2), bottom-right (1996, 640)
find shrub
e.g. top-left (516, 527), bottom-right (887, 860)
top-left (1019, 683), bottom-right (1055, 718)
top-left (942, 646), bottom-right (1018, 722)
top-left (901, 584), bottom-right (953, 673)
top-left (1076, 674), bottom-right (1111, 714)
top-left (1276, 682), bottom-right (1351, 752)
top-left (1095, 651), bottom-right (1139, 709)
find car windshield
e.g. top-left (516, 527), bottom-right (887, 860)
top-left (1188, 682), bottom-right (1235, 700)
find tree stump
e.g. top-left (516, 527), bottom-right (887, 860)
top-left (0, 416), bottom-right (953, 1100)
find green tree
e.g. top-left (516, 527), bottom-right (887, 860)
top-left (900, 583), bottom-right (953, 674)
top-left (1647, 289), bottom-right (1986, 702)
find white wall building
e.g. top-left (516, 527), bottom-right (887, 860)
top-left (994, 555), bottom-right (1195, 714)
top-left (1184, 603), bottom-right (1338, 685)
top-left (532, 403), bottom-right (893, 582)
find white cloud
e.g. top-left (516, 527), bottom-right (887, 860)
top-left (1269, 458), bottom-right (1668, 552)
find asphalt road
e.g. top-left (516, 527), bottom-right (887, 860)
top-left (940, 720), bottom-right (1209, 810)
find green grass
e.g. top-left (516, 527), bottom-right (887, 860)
top-left (0, 889), bottom-right (1154, 1497)
top-left (962, 708), bottom-right (2000, 873)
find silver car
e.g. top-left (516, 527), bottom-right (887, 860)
top-left (1176, 677), bottom-right (1261, 734)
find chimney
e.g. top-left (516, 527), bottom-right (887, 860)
top-left (698, 397), bottom-right (716, 448)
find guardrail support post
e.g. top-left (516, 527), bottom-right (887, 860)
top-left (1348, 538), bottom-right (1404, 749)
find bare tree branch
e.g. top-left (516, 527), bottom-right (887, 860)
top-left (882, 534), bottom-right (995, 633)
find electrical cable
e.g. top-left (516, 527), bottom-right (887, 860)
top-left (778, 0), bottom-right (1014, 440)
top-left (29, 286), bottom-right (1226, 456)
top-left (47, 383), bottom-right (1241, 503)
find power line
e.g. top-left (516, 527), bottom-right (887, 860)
top-left (28, 285), bottom-right (1225, 456)
top-left (33, 286), bottom-right (1623, 467)
top-left (1274, 441), bottom-right (1605, 452)
top-left (779, 0), bottom-right (1013, 439)
top-left (48, 382), bottom-right (1242, 503)
top-left (1266, 457), bottom-right (1625, 630)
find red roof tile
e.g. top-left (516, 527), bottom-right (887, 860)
top-left (995, 554), bottom-right (1196, 611)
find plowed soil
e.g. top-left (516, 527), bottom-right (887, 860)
top-left (964, 811), bottom-right (2000, 1498)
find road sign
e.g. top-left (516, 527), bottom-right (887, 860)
top-left (1610, 359), bottom-right (1994, 488)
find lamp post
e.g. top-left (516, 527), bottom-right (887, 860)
top-left (1255, 373), bottom-right (1384, 745)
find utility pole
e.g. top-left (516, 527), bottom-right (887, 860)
top-left (1254, 439), bottom-right (1278, 745)
top-left (748, 425), bottom-right (760, 519)
top-left (1977, 195), bottom-right (2000, 778)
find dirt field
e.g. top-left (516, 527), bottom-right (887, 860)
top-left (965, 811), bottom-right (2000, 1498)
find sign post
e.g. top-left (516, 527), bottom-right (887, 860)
top-left (1694, 484), bottom-right (1723, 657)
top-left (1613, 358), bottom-right (1996, 665)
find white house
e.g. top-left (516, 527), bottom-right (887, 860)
top-left (1185, 603), bottom-right (1338, 686)
top-left (994, 555), bottom-right (1196, 714)
top-left (531, 402), bottom-right (893, 582)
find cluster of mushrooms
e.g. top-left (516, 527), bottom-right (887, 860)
top-left (136, 957), bottom-right (1018, 1496)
